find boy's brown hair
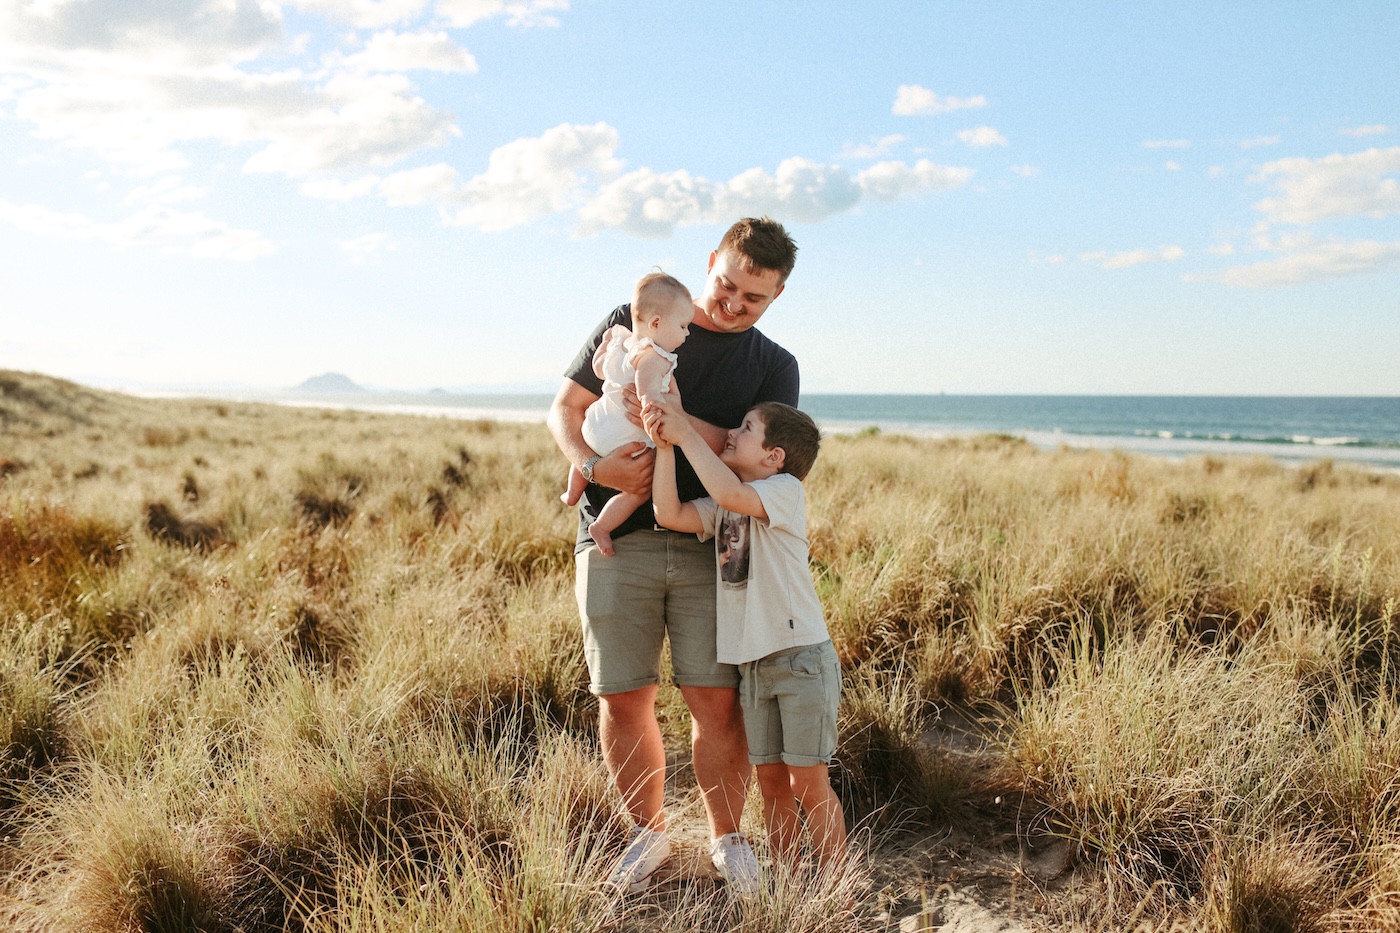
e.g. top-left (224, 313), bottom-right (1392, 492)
top-left (633, 271), bottom-right (691, 319)
top-left (752, 402), bottom-right (821, 481)
top-left (716, 217), bottom-right (798, 285)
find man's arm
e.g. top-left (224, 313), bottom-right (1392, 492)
top-left (547, 380), bottom-right (652, 497)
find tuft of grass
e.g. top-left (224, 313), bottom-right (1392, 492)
top-left (834, 666), bottom-right (966, 830)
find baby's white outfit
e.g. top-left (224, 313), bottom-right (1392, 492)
top-left (582, 331), bottom-right (679, 455)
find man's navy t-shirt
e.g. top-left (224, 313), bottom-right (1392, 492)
top-left (565, 304), bottom-right (799, 550)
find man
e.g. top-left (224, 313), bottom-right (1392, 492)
top-left (547, 217), bottom-right (799, 897)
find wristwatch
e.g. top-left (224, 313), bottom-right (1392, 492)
top-left (580, 454), bottom-right (602, 484)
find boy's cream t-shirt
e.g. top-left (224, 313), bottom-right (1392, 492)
top-left (692, 473), bottom-right (829, 665)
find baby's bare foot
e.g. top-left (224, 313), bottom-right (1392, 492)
top-left (589, 525), bottom-right (615, 557)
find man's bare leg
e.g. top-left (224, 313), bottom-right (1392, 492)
top-left (678, 685), bottom-right (750, 836)
top-left (599, 685), bottom-right (667, 830)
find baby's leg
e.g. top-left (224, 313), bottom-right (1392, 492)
top-left (561, 463), bottom-right (588, 506)
top-left (788, 763), bottom-right (847, 868)
top-left (588, 491), bottom-right (646, 557)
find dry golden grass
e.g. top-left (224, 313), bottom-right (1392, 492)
top-left (3, 370), bottom-right (1399, 931)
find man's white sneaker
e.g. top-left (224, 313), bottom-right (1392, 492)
top-left (709, 832), bottom-right (761, 898)
top-left (607, 825), bottom-right (671, 894)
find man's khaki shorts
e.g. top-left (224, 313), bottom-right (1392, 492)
top-left (738, 640), bottom-right (841, 767)
top-left (575, 529), bottom-right (738, 696)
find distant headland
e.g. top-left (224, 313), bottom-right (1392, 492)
top-left (293, 373), bottom-right (364, 393)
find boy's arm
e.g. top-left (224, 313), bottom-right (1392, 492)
top-left (650, 443), bottom-right (704, 533)
top-left (648, 407), bottom-right (768, 522)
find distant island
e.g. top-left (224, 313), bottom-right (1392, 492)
top-left (293, 373), bottom-right (364, 393)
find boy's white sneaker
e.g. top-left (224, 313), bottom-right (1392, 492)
top-left (709, 832), bottom-right (761, 898)
top-left (607, 825), bottom-right (671, 894)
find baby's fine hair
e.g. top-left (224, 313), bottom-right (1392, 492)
top-left (632, 271), bottom-right (691, 324)
top-left (751, 402), bottom-right (821, 481)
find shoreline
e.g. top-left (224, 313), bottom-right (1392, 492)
top-left (146, 391), bottom-right (1400, 475)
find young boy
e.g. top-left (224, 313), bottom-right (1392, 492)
top-left (645, 400), bottom-right (846, 875)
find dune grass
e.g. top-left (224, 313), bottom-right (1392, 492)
top-left (2, 370), bottom-right (1399, 930)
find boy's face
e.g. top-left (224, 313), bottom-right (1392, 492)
top-left (720, 409), bottom-right (778, 479)
top-left (693, 248), bottom-right (785, 334)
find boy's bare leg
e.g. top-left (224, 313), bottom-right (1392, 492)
top-left (599, 685), bottom-right (667, 831)
top-left (588, 491), bottom-right (647, 557)
top-left (790, 763), bottom-right (848, 867)
top-left (678, 685), bottom-right (751, 838)
top-left (755, 762), bottom-right (804, 859)
top-left (562, 463), bottom-right (588, 506)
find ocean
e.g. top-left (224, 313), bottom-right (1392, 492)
top-left (257, 391), bottom-right (1400, 472)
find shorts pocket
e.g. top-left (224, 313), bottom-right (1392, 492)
top-left (790, 644), bottom-right (825, 677)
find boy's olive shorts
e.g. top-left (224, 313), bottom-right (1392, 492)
top-left (739, 640), bottom-right (841, 768)
top-left (575, 529), bottom-right (738, 695)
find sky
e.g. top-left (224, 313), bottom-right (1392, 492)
top-left (1, 1), bottom-right (1397, 396)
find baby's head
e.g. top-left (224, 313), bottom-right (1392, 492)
top-left (747, 402), bottom-right (822, 481)
top-left (631, 272), bottom-right (694, 352)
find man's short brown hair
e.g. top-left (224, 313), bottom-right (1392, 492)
top-left (752, 402), bottom-right (821, 481)
top-left (716, 217), bottom-right (798, 285)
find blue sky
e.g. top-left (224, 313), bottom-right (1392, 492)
top-left (1, 1), bottom-right (1397, 395)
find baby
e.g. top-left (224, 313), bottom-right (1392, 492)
top-left (561, 271), bottom-right (693, 556)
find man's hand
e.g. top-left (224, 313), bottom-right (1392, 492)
top-left (592, 441), bottom-right (654, 497)
top-left (619, 383), bottom-right (644, 429)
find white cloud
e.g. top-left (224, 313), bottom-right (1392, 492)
top-left (892, 84), bottom-right (987, 116)
top-left (856, 159), bottom-right (972, 202)
top-left (839, 134), bottom-right (906, 159)
top-left (1253, 147), bottom-right (1400, 224)
top-left (452, 121), bottom-right (622, 231)
top-left (300, 175), bottom-right (381, 200)
top-left (1142, 139), bottom-right (1190, 149)
top-left (576, 154), bottom-right (971, 239)
top-left (339, 231), bottom-right (396, 263)
top-left (722, 158), bottom-right (862, 222)
top-left (339, 30), bottom-right (478, 73)
top-left (379, 162), bottom-right (460, 205)
top-left (956, 126), bottom-right (1007, 148)
top-left (1341, 124), bottom-right (1389, 138)
top-left (290, 0), bottom-right (428, 29)
top-left (0, 0), bottom-right (283, 67)
top-left (436, 0), bottom-right (570, 28)
top-left (242, 72), bottom-right (460, 176)
top-left (1240, 135), bottom-right (1281, 149)
top-left (1164, 160), bottom-right (1181, 172)
top-left (3, 6), bottom-right (462, 178)
top-left (1080, 245), bottom-right (1185, 269)
top-left (1190, 235), bottom-right (1400, 287)
top-left (124, 176), bottom-right (207, 206)
top-left (0, 197), bottom-right (274, 260)
top-left (1010, 164), bottom-right (1039, 177)
top-left (1207, 242), bottom-right (1236, 256)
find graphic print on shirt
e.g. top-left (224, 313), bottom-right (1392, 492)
top-left (718, 513), bottom-right (751, 588)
